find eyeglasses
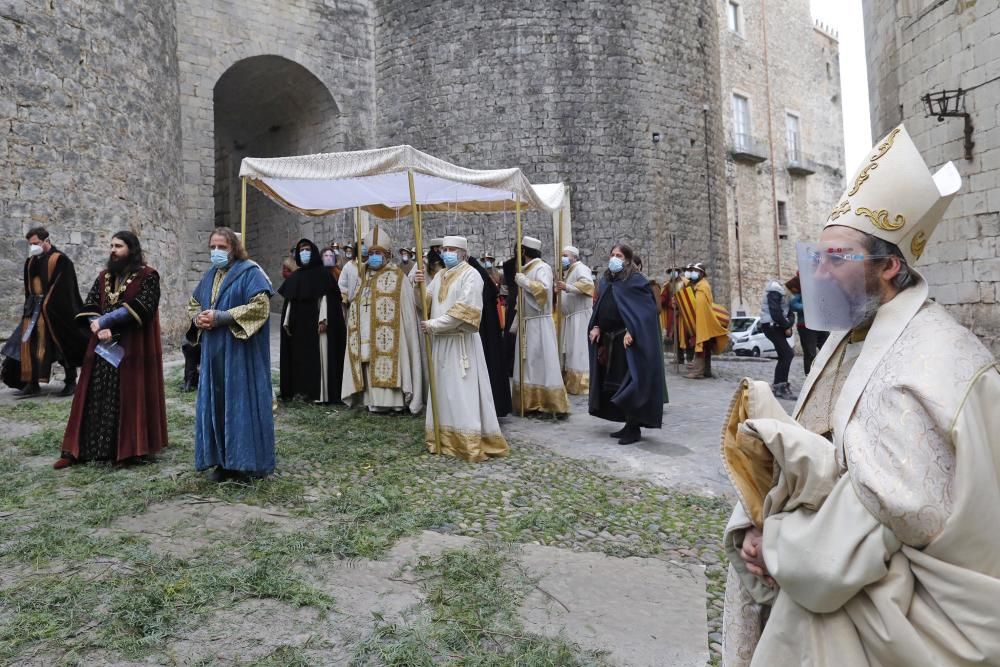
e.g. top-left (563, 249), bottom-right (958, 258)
top-left (806, 249), bottom-right (893, 268)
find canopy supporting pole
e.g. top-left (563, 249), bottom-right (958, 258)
top-left (240, 176), bottom-right (248, 254)
top-left (556, 208), bottom-right (565, 374)
top-left (515, 195), bottom-right (525, 417)
top-left (355, 207), bottom-right (364, 286)
top-left (408, 171), bottom-right (441, 453)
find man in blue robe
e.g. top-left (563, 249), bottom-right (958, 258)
top-left (188, 227), bottom-right (275, 481)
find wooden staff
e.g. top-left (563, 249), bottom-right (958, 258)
top-left (408, 171), bottom-right (441, 452)
top-left (240, 176), bottom-right (248, 254)
top-left (555, 208), bottom-right (565, 372)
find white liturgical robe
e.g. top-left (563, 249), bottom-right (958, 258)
top-left (513, 258), bottom-right (570, 414)
top-left (720, 276), bottom-right (1000, 666)
top-left (558, 260), bottom-right (594, 395)
top-left (341, 264), bottom-right (423, 413)
top-left (423, 262), bottom-right (508, 462)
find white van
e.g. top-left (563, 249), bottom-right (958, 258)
top-left (729, 316), bottom-right (794, 358)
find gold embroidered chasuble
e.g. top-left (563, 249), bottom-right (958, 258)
top-left (558, 261), bottom-right (593, 395)
top-left (720, 277), bottom-right (1000, 666)
top-left (341, 264), bottom-right (423, 413)
top-left (513, 258), bottom-right (570, 414)
top-left (423, 262), bottom-right (508, 462)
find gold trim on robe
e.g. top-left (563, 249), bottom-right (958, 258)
top-left (446, 302), bottom-right (482, 328)
top-left (572, 280), bottom-right (595, 297)
top-left (425, 425), bottom-right (509, 463)
top-left (512, 381), bottom-right (571, 414)
top-left (346, 266), bottom-right (405, 390)
top-left (562, 368), bottom-right (590, 395)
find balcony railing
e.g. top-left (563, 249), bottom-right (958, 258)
top-left (730, 133), bottom-right (769, 164)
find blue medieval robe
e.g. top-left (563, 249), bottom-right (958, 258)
top-left (192, 260), bottom-right (276, 476)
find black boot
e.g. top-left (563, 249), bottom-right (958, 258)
top-left (617, 423), bottom-right (641, 445)
top-left (57, 365), bottom-right (77, 397)
top-left (14, 383), bottom-right (41, 399)
top-left (609, 425), bottom-right (628, 438)
top-left (703, 348), bottom-right (713, 379)
top-left (182, 343), bottom-right (200, 392)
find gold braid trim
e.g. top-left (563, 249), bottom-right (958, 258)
top-left (446, 302), bottom-right (482, 328)
top-left (572, 280), bottom-right (595, 297)
top-left (512, 381), bottom-right (570, 415)
top-left (425, 425), bottom-right (509, 463)
top-left (563, 368), bottom-right (590, 395)
top-left (227, 292), bottom-right (271, 340)
top-left (436, 263), bottom-right (472, 304)
top-left (368, 267), bottom-right (404, 389)
top-left (123, 303), bottom-right (143, 326)
top-left (525, 279), bottom-right (548, 305)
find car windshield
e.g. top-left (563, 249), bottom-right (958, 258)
top-left (730, 318), bottom-right (755, 333)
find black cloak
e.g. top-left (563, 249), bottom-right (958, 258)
top-left (468, 257), bottom-right (512, 417)
top-left (588, 270), bottom-right (666, 428)
top-left (501, 255), bottom-right (519, 378)
top-left (277, 239), bottom-right (345, 402)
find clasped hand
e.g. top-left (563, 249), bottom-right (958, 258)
top-left (194, 310), bottom-right (215, 330)
top-left (740, 526), bottom-right (776, 588)
top-left (90, 318), bottom-right (112, 342)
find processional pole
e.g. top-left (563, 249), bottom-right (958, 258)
top-left (408, 171), bottom-right (442, 452)
top-left (555, 208), bottom-right (565, 373)
top-left (240, 176), bottom-right (248, 254)
top-left (515, 194), bottom-right (525, 417)
top-left (355, 207), bottom-right (365, 286)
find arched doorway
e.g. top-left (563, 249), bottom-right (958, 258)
top-left (213, 55), bottom-right (345, 291)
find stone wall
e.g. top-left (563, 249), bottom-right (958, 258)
top-left (174, 0), bottom-right (376, 323)
top-left (864, 0), bottom-right (1000, 354)
top-left (374, 0), bottom-right (730, 299)
top-left (717, 0), bottom-right (845, 315)
top-left (0, 0), bottom-right (183, 328)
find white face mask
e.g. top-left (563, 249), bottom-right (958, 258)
top-left (28, 244), bottom-right (43, 257)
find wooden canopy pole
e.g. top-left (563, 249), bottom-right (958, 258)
top-left (555, 208), bottom-right (565, 373)
top-left (354, 207), bottom-right (365, 286)
top-left (515, 195), bottom-right (525, 417)
top-left (240, 176), bottom-right (248, 254)
top-left (408, 171), bottom-right (441, 452)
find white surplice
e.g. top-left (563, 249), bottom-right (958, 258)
top-left (558, 260), bottom-right (594, 395)
top-left (341, 264), bottom-right (423, 413)
top-left (338, 260), bottom-right (361, 304)
top-left (512, 258), bottom-right (570, 414)
top-left (423, 262), bottom-right (508, 462)
top-left (720, 275), bottom-right (1000, 666)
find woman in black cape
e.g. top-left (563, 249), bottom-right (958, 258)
top-left (588, 243), bottom-right (666, 445)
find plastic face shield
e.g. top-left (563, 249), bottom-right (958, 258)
top-left (796, 242), bottom-right (887, 332)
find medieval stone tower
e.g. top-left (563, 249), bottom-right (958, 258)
top-left (1, 0), bottom-right (727, 334)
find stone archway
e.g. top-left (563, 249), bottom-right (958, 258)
top-left (213, 55), bottom-right (344, 289)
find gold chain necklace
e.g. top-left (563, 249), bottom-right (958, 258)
top-left (105, 271), bottom-right (137, 305)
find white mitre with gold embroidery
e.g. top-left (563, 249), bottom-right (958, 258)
top-left (364, 226), bottom-right (392, 253)
top-left (825, 124), bottom-right (962, 264)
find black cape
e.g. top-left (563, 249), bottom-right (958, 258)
top-left (501, 256), bottom-right (519, 378)
top-left (468, 257), bottom-right (511, 417)
top-left (277, 239), bottom-right (345, 402)
top-left (588, 270), bottom-right (666, 428)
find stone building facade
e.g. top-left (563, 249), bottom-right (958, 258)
top-left (1, 0), bottom-right (728, 334)
top-left (865, 0), bottom-right (1000, 354)
top-left (717, 0), bottom-right (845, 315)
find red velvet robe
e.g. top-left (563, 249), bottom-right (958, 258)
top-left (61, 266), bottom-right (167, 461)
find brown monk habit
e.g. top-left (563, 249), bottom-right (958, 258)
top-left (61, 266), bottom-right (167, 462)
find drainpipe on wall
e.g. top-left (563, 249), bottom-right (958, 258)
top-left (760, 0), bottom-right (782, 278)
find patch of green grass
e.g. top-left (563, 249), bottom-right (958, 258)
top-left (352, 543), bottom-right (609, 666)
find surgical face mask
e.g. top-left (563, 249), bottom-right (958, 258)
top-left (333, 249), bottom-right (341, 257)
top-left (345, 250), bottom-right (354, 259)
top-left (299, 249), bottom-right (312, 265)
top-left (400, 253), bottom-right (410, 263)
top-left (561, 256), bottom-right (571, 268)
top-left (484, 261), bottom-right (493, 269)
top-left (360, 244), bottom-right (368, 258)
top-left (442, 251), bottom-right (460, 269)
top-left (322, 254), bottom-right (336, 267)
top-left (210, 248), bottom-right (229, 268)
top-left (28, 244), bottom-right (43, 257)
top-left (367, 254), bottom-right (384, 269)
top-left (608, 257), bottom-right (625, 274)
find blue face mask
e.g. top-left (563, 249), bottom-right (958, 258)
top-left (484, 261), bottom-right (493, 269)
top-left (210, 248), bottom-right (229, 268)
top-left (360, 244), bottom-right (368, 259)
top-left (442, 251), bottom-right (460, 269)
top-left (367, 254), bottom-right (384, 269)
top-left (299, 249), bottom-right (312, 265)
top-left (608, 257), bottom-right (625, 274)
top-left (561, 256), bottom-right (571, 268)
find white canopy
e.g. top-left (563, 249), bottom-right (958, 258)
top-left (239, 144), bottom-right (567, 219)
